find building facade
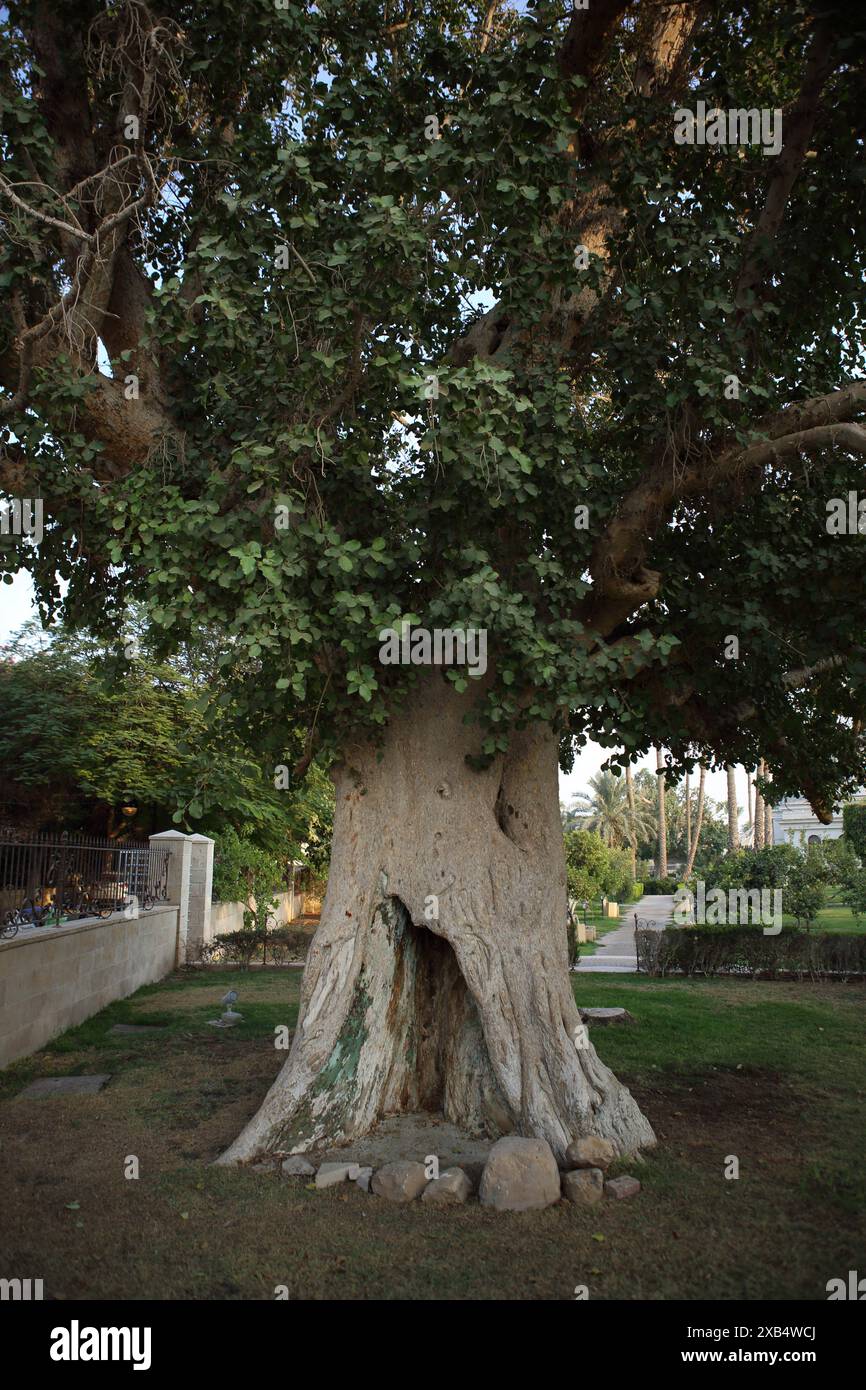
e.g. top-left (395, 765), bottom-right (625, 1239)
top-left (771, 796), bottom-right (845, 847)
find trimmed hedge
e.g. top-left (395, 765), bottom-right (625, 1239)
top-left (642, 876), bottom-right (678, 894)
top-left (635, 925), bottom-right (866, 978)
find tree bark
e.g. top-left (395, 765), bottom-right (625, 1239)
top-left (685, 769), bottom-right (692, 860)
top-left (656, 747), bottom-right (668, 878)
top-left (218, 675), bottom-right (655, 1166)
top-left (726, 765), bottom-right (740, 852)
top-left (764, 770), bottom-right (773, 845)
top-left (625, 762), bottom-right (637, 881)
top-left (754, 763), bottom-right (766, 849)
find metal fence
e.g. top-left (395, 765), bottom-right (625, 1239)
top-left (0, 829), bottom-right (171, 939)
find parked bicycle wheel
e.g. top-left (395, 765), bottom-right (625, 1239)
top-left (1, 911), bottom-right (19, 939)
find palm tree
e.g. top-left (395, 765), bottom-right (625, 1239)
top-left (656, 747), bottom-right (668, 877)
top-left (571, 770), bottom-right (628, 846)
top-left (625, 763), bottom-right (638, 879)
top-left (764, 767), bottom-right (773, 845)
top-left (726, 765), bottom-right (740, 852)
top-left (685, 769), bottom-right (692, 860)
top-left (754, 762), bottom-right (766, 849)
top-left (572, 769), bottom-right (653, 849)
top-left (684, 764), bottom-right (707, 878)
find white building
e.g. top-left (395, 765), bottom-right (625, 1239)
top-left (771, 796), bottom-right (845, 847)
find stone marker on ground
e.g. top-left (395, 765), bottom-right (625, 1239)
top-left (370, 1160), bottom-right (429, 1203)
top-left (315, 1162), bottom-right (360, 1188)
top-left (351, 1166), bottom-right (373, 1191)
top-left (605, 1175), bottom-right (641, 1200)
top-left (578, 1007), bottom-right (635, 1025)
top-left (21, 1075), bottom-right (111, 1098)
top-left (281, 1156), bottom-right (316, 1177)
top-left (562, 1167), bottom-right (604, 1205)
top-left (565, 1135), bottom-right (617, 1171)
top-left (479, 1136), bottom-right (561, 1212)
top-left (421, 1167), bottom-right (472, 1206)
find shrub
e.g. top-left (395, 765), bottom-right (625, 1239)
top-left (643, 876), bottom-right (677, 894)
top-left (704, 845), bottom-right (800, 894)
top-left (841, 867), bottom-right (866, 923)
top-left (843, 804), bottom-right (866, 859)
top-left (564, 829), bottom-right (609, 903)
top-left (198, 925), bottom-right (311, 968)
top-left (636, 925), bottom-right (866, 978)
top-left (784, 856), bottom-right (827, 927)
top-left (601, 845), bottom-right (634, 902)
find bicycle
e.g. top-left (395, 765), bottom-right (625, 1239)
top-left (1, 910), bottom-right (20, 939)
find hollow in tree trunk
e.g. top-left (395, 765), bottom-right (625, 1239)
top-left (218, 676), bottom-right (655, 1165)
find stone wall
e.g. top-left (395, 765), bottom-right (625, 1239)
top-left (210, 889), bottom-right (305, 938)
top-left (0, 904), bottom-right (179, 1069)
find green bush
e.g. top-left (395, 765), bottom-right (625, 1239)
top-left (564, 829), bottom-right (610, 903)
top-left (635, 925), bottom-right (866, 978)
top-left (199, 925), bottom-right (310, 967)
top-left (601, 845), bottom-right (634, 902)
top-left (841, 867), bottom-right (866, 923)
top-left (843, 804), bottom-right (866, 860)
top-left (643, 876), bottom-right (677, 894)
top-left (784, 856), bottom-right (827, 926)
top-left (820, 834), bottom-right (861, 885)
top-left (212, 827), bottom-right (287, 932)
top-left (704, 845), bottom-right (800, 893)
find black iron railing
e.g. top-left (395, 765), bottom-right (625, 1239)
top-left (0, 829), bottom-right (171, 940)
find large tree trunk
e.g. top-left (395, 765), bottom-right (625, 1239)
top-left (218, 676), bottom-right (655, 1166)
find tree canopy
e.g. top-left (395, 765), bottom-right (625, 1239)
top-left (2, 0), bottom-right (865, 810)
top-left (0, 621), bottom-right (334, 856)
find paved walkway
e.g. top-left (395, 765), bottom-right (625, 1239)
top-left (572, 893), bottom-right (676, 973)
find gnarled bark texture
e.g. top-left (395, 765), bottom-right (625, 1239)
top-left (218, 675), bottom-right (655, 1166)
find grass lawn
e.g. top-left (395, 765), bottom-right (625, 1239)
top-left (782, 903), bottom-right (866, 933)
top-left (1, 966), bottom-right (864, 1301)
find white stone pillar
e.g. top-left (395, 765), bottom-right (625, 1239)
top-left (149, 831), bottom-right (192, 966)
top-left (187, 833), bottom-right (215, 961)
